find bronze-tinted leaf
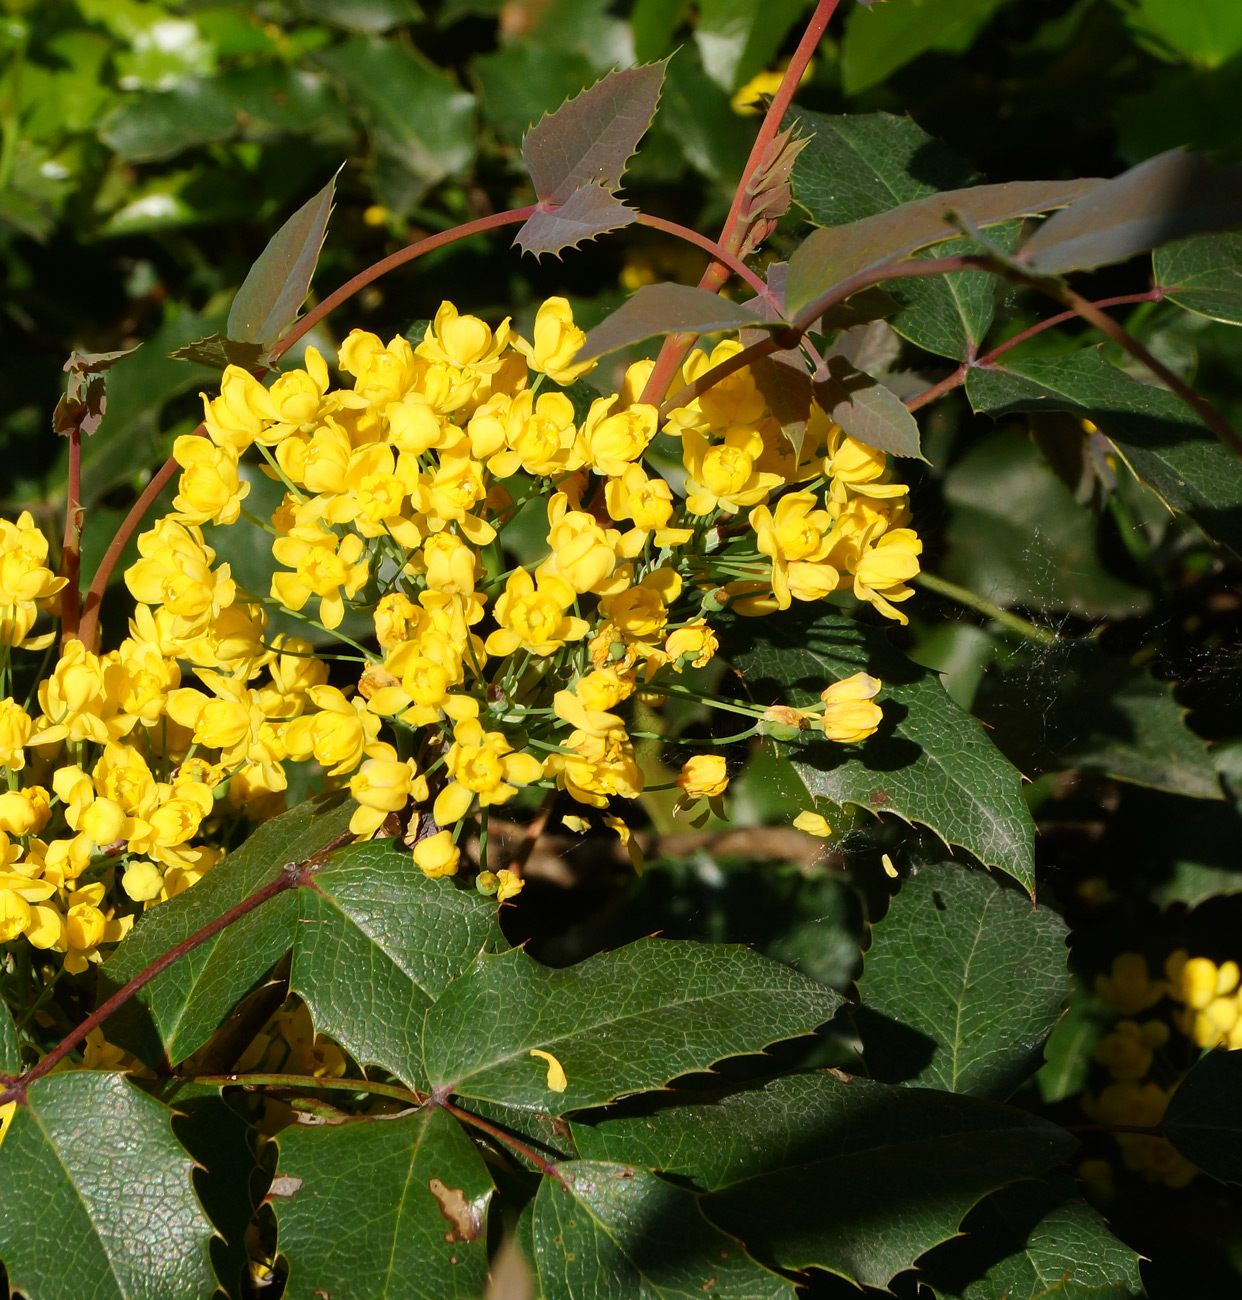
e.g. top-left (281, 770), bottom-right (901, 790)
top-left (814, 354), bottom-right (924, 459)
top-left (522, 62), bottom-right (665, 206)
top-left (1019, 150), bottom-right (1242, 275)
top-left (513, 184), bottom-right (639, 260)
top-left (53, 346), bottom-right (140, 437)
top-left (168, 335), bottom-right (270, 373)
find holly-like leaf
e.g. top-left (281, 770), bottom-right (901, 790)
top-left (977, 643), bottom-right (1221, 801)
top-left (522, 62), bottom-right (665, 206)
top-left (572, 1072), bottom-right (1076, 1289)
top-left (916, 1175), bottom-right (1144, 1299)
top-left (723, 607), bottom-right (1036, 891)
top-left (1155, 230), bottom-right (1242, 325)
top-left (167, 334), bottom-right (270, 372)
top-left (422, 938), bottom-right (842, 1113)
top-left (533, 1162), bottom-right (794, 1300)
top-left (100, 794), bottom-right (355, 1068)
top-left (1163, 1047), bottom-right (1242, 1184)
top-left (965, 349), bottom-right (1242, 557)
top-left (512, 182), bottom-right (638, 259)
top-left (885, 221), bottom-right (1022, 361)
top-left (1018, 150), bottom-right (1242, 275)
top-left (226, 172), bottom-right (336, 347)
top-left (0, 1072), bottom-right (215, 1300)
top-left (788, 108), bottom-right (975, 230)
top-left (576, 282), bottom-right (777, 363)
top-left (814, 354), bottom-right (924, 458)
top-left (275, 1106), bottom-right (492, 1300)
top-left (288, 838), bottom-right (504, 1090)
top-left (854, 862), bottom-right (1070, 1098)
top-left (785, 178), bottom-right (1104, 322)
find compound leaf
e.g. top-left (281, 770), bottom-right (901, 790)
top-left (1163, 1047), bottom-right (1242, 1184)
top-left (227, 172), bottom-right (336, 347)
top-left (573, 1072), bottom-right (1076, 1289)
top-left (1019, 150), bottom-right (1242, 275)
top-left (724, 607), bottom-right (1036, 891)
top-left (0, 1073), bottom-right (214, 1300)
top-left (275, 1106), bottom-right (492, 1300)
top-left (513, 183), bottom-right (637, 259)
top-left (965, 349), bottom-right (1242, 556)
top-left (422, 938), bottom-right (842, 1113)
top-left (854, 862), bottom-right (1070, 1098)
top-left (1155, 229), bottom-right (1242, 325)
top-left (533, 1162), bottom-right (794, 1300)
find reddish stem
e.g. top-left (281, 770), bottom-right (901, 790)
top-left (0, 864), bottom-right (304, 1106)
top-left (658, 333), bottom-right (784, 420)
top-left (634, 213), bottom-right (771, 299)
top-left (438, 1099), bottom-right (565, 1182)
top-left (269, 206), bottom-right (537, 363)
top-left (906, 365), bottom-right (968, 413)
top-left (58, 426), bottom-right (82, 645)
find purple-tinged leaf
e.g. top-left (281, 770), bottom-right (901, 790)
top-left (1018, 149), bottom-right (1242, 275)
top-left (168, 334), bottom-right (269, 373)
top-left (785, 178), bottom-right (1104, 320)
top-left (522, 62), bottom-right (666, 206)
top-left (53, 346), bottom-right (140, 437)
top-left (814, 354), bottom-right (924, 459)
top-left (752, 352), bottom-right (813, 457)
top-left (575, 282), bottom-right (778, 363)
top-left (514, 184), bottom-right (639, 260)
top-left (227, 170), bottom-right (338, 347)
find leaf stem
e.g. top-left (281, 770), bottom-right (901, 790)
top-left (438, 1099), bottom-right (565, 1182)
top-left (176, 1072), bottom-right (425, 1107)
top-left (914, 571), bottom-right (1059, 645)
top-left (59, 425), bottom-right (82, 646)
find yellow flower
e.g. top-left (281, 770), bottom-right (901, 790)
top-left (31, 640), bottom-right (120, 747)
top-left (338, 329), bottom-right (421, 409)
top-left (604, 464), bottom-right (693, 547)
top-left (749, 491), bottom-right (838, 610)
top-left (794, 810), bottom-right (832, 837)
top-left (496, 869), bottom-right (525, 903)
top-left (125, 519), bottom-right (235, 638)
top-left (271, 523), bottom-right (369, 630)
top-left (581, 397), bottom-right (658, 478)
top-left (373, 591), bottom-right (423, 651)
top-left (676, 754), bottom-right (729, 800)
top-left (201, 365), bottom-right (277, 453)
top-left (540, 492), bottom-right (635, 595)
top-left (664, 621), bottom-right (718, 670)
top-left (852, 528), bottom-right (922, 624)
top-left (599, 568), bottom-right (682, 654)
top-left (731, 68), bottom-right (785, 115)
top-left (513, 297), bottom-right (596, 385)
top-left (348, 744), bottom-right (421, 838)
top-left (0, 511), bottom-right (66, 649)
top-left (412, 829), bottom-right (461, 879)
top-left (820, 673), bottom-right (883, 744)
top-left (433, 718), bottom-right (544, 825)
top-left (417, 302), bottom-right (512, 374)
top-left (171, 436), bottom-right (251, 526)
top-left (486, 569), bottom-right (589, 657)
top-left (1166, 951), bottom-right (1238, 1009)
top-left (1092, 1019), bottom-right (1169, 1081)
top-left (122, 861), bottom-right (165, 903)
top-left (283, 685), bottom-right (380, 777)
top-left (0, 786), bottom-right (49, 836)
top-left (682, 426), bottom-right (783, 516)
top-left (0, 698), bottom-right (33, 770)
top-left (1095, 953), bottom-right (1165, 1016)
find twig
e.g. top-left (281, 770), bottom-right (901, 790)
top-left (915, 571), bottom-right (1060, 645)
top-left (438, 1099), bottom-right (565, 1182)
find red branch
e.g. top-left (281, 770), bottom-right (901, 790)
top-left (438, 1099), bottom-right (565, 1183)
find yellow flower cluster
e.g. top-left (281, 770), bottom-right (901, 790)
top-left (0, 295), bottom-right (921, 976)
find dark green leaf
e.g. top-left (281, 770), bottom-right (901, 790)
top-left (1155, 230), bottom-right (1242, 325)
top-left (577, 282), bottom-right (775, 361)
top-left (1019, 150), bottom-right (1242, 275)
top-left (513, 183), bottom-right (638, 259)
top-left (99, 83), bottom-right (239, 163)
top-left (965, 349), bottom-right (1242, 556)
top-left (275, 1107), bottom-right (492, 1300)
top-left (854, 862), bottom-right (1070, 1097)
top-left (917, 1175), bottom-right (1144, 1299)
top-left (1163, 1047), bottom-right (1242, 1183)
top-left (814, 354), bottom-right (924, 458)
top-left (0, 1003), bottom-right (18, 1076)
top-left (1037, 987), bottom-right (1111, 1106)
top-left (168, 335), bottom-right (270, 372)
top-left (0, 1073), bottom-right (214, 1300)
top-left (788, 108), bottom-right (975, 229)
top-left (533, 1162), bottom-right (794, 1299)
top-left (724, 607), bottom-right (1036, 890)
top-left (522, 62), bottom-right (665, 205)
top-left (100, 794), bottom-right (355, 1068)
top-left (1122, 0), bottom-right (1242, 68)
top-left (574, 1072), bottom-right (1077, 1289)
top-left (423, 938), bottom-right (842, 1112)
top-left (785, 179), bottom-right (1104, 322)
top-left (841, 0), bottom-right (1011, 96)
top-left (977, 642), bottom-right (1220, 800)
top-left (227, 173), bottom-right (335, 346)
top-left (289, 838), bottom-right (504, 1089)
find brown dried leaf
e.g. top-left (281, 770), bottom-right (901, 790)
top-left (52, 346), bottom-right (140, 437)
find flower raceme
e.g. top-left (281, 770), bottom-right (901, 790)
top-left (0, 294), bottom-right (919, 974)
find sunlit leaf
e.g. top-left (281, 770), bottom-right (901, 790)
top-left (513, 183), bottom-right (638, 259)
top-left (814, 354), bottom-right (924, 458)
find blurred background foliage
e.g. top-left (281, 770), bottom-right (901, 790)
top-left (6, 0), bottom-right (1242, 1293)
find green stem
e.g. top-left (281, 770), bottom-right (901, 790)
top-left (914, 571), bottom-right (1059, 645)
top-left (176, 1072), bottom-right (424, 1107)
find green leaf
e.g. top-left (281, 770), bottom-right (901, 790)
top-left (841, 0), bottom-right (1010, 96)
top-left (288, 838), bottom-right (504, 1089)
top-left (785, 178), bottom-right (1104, 322)
top-left (657, 47), bottom-right (751, 182)
top-left (723, 607), bottom-right (1036, 891)
top-left (422, 938), bottom-right (842, 1112)
top-left (1019, 149), bottom-right (1242, 275)
top-left (275, 1107), bottom-right (492, 1300)
top-left (965, 349), bottom-right (1242, 556)
top-left (694, 0), bottom-right (811, 92)
top-left (886, 222), bottom-right (1022, 361)
top-left (1163, 1047), bottom-right (1242, 1183)
top-left (100, 794), bottom-right (355, 1068)
top-left (854, 862), bottom-right (1070, 1098)
top-left (168, 334), bottom-right (270, 372)
top-left (577, 282), bottom-right (775, 361)
top-left (789, 108), bottom-right (974, 229)
top-left (227, 172), bottom-right (336, 347)
top-left (632, 0), bottom-right (689, 62)
top-left (1121, 0), bottom-right (1242, 71)
top-left (573, 1072), bottom-right (1077, 1289)
top-left (1155, 230), bottom-right (1242, 325)
top-left (471, 44), bottom-right (594, 149)
top-left (978, 643), bottom-right (1221, 800)
top-left (1036, 986), bottom-right (1112, 1106)
top-left (533, 1162), bottom-right (794, 1299)
top-left (513, 183), bottom-right (638, 259)
top-left (522, 62), bottom-right (666, 205)
top-left (0, 1073), bottom-right (215, 1300)
top-left (917, 1175), bottom-right (1144, 1299)
top-left (0, 1002), bottom-right (18, 1076)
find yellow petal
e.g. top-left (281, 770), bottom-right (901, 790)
top-left (529, 1048), bottom-right (567, 1093)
